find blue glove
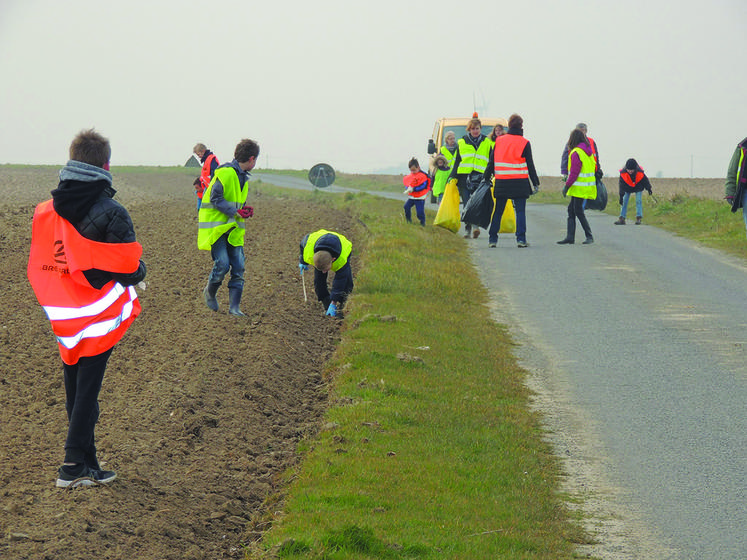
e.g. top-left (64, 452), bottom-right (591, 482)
top-left (325, 303), bottom-right (337, 317)
top-left (299, 263), bottom-right (309, 273)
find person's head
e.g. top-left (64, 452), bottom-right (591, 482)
top-left (69, 128), bottom-right (111, 169)
top-left (193, 142), bottom-right (207, 157)
top-left (313, 250), bottom-right (333, 273)
top-left (576, 122), bottom-right (588, 134)
top-left (235, 138), bottom-right (260, 171)
top-left (508, 114), bottom-right (523, 130)
top-left (567, 128), bottom-right (587, 151)
top-left (444, 131), bottom-right (456, 146)
top-left (434, 154), bottom-right (448, 170)
top-left (625, 158), bottom-right (638, 173)
top-left (467, 117), bottom-right (482, 137)
top-left (490, 124), bottom-right (506, 140)
top-left (408, 157), bottom-right (420, 173)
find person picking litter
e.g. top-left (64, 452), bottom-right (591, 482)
top-left (298, 230), bottom-right (353, 318)
top-left (198, 138), bottom-right (258, 316)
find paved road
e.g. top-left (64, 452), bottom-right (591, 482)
top-left (258, 174), bottom-right (746, 559)
top-left (469, 205), bottom-right (746, 560)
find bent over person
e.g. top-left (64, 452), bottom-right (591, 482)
top-left (27, 129), bottom-right (146, 488)
top-left (299, 230), bottom-right (353, 318)
top-left (198, 138), bottom-right (259, 316)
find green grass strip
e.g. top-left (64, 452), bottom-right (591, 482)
top-left (254, 191), bottom-right (586, 559)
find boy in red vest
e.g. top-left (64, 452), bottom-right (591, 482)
top-left (27, 129), bottom-right (146, 488)
top-left (616, 158), bottom-right (653, 225)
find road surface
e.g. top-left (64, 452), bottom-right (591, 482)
top-left (257, 173), bottom-right (746, 559)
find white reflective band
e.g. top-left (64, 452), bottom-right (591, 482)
top-left (579, 172), bottom-right (595, 178)
top-left (495, 162), bottom-right (527, 169)
top-left (494, 169), bottom-right (529, 176)
top-left (56, 286), bottom-right (138, 350)
top-left (198, 220), bottom-right (230, 229)
top-left (43, 283), bottom-right (126, 321)
top-left (199, 202), bottom-right (215, 209)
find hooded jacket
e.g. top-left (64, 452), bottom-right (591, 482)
top-left (50, 161), bottom-right (146, 289)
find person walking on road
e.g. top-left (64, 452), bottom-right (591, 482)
top-left (616, 158), bottom-right (653, 225)
top-left (558, 128), bottom-right (596, 245)
top-left (483, 113), bottom-right (540, 248)
top-left (448, 115), bottom-right (493, 239)
top-left (725, 136), bottom-right (747, 237)
top-left (299, 230), bottom-right (354, 318)
top-left (198, 138), bottom-right (258, 316)
top-left (27, 128), bottom-right (147, 488)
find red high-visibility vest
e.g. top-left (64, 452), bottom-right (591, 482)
top-left (620, 170), bottom-right (644, 187)
top-left (493, 135), bottom-right (529, 179)
top-left (198, 153), bottom-right (218, 199)
top-left (27, 200), bottom-right (142, 365)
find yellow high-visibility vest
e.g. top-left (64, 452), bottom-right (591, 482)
top-left (197, 165), bottom-right (248, 250)
top-left (566, 147), bottom-right (597, 200)
top-left (456, 137), bottom-right (491, 174)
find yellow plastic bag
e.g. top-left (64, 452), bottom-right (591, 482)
top-left (499, 199), bottom-right (516, 233)
top-left (433, 178), bottom-right (461, 233)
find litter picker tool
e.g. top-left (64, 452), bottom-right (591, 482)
top-left (301, 269), bottom-right (308, 302)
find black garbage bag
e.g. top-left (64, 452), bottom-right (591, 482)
top-left (586, 178), bottom-right (608, 211)
top-left (461, 179), bottom-right (494, 229)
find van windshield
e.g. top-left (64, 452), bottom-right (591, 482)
top-left (443, 125), bottom-right (497, 142)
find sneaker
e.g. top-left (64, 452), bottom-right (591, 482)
top-left (489, 243), bottom-right (497, 248)
top-left (614, 217), bottom-right (626, 225)
top-left (56, 464), bottom-right (116, 488)
top-left (582, 237), bottom-right (594, 245)
top-left (472, 229), bottom-right (480, 239)
top-left (635, 216), bottom-right (642, 225)
top-left (517, 241), bottom-right (529, 248)
top-left (557, 238), bottom-right (574, 245)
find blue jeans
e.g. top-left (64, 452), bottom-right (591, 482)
top-left (404, 199), bottom-right (426, 225)
top-left (488, 198), bottom-right (526, 243)
top-left (209, 232), bottom-right (245, 290)
top-left (621, 191), bottom-right (643, 218)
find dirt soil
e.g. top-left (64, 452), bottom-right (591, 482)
top-left (0, 167), bottom-right (357, 560)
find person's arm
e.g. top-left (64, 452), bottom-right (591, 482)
top-left (725, 147), bottom-right (740, 198)
top-left (483, 145), bottom-right (495, 182)
top-left (449, 149), bottom-right (462, 180)
top-left (560, 145), bottom-right (569, 176)
top-left (523, 142), bottom-right (540, 188)
top-left (565, 151), bottom-right (582, 188)
top-left (210, 178), bottom-right (239, 217)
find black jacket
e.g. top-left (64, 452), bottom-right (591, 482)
top-left (52, 176), bottom-right (146, 289)
top-left (483, 129), bottom-right (540, 200)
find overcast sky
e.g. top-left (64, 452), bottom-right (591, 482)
top-left (0, 0), bottom-right (744, 178)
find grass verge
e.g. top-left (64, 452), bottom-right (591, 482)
top-left (246, 181), bottom-right (588, 559)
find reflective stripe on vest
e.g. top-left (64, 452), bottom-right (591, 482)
top-left (566, 147), bottom-right (597, 200)
top-left (198, 153), bottom-right (218, 199)
top-left (302, 230), bottom-right (352, 272)
top-left (456, 137), bottom-right (491, 174)
top-left (197, 165), bottom-right (248, 250)
top-left (738, 148), bottom-right (746, 186)
top-left (27, 200), bottom-right (142, 365)
top-left (493, 135), bottom-right (529, 179)
top-left (440, 145), bottom-right (456, 166)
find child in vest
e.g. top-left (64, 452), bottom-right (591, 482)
top-left (616, 158), bottom-right (653, 225)
top-left (28, 129), bottom-right (146, 488)
top-left (431, 154), bottom-right (451, 204)
top-left (402, 157), bottom-right (431, 226)
top-left (299, 230), bottom-right (354, 318)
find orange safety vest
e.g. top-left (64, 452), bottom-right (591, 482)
top-left (493, 135), bottom-right (529, 179)
top-left (198, 153), bottom-right (218, 199)
top-left (27, 200), bottom-right (142, 365)
top-left (403, 171), bottom-right (431, 198)
top-left (620, 169), bottom-right (644, 187)
top-left (587, 137), bottom-right (600, 170)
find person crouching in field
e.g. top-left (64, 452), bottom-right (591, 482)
top-left (616, 158), bottom-right (653, 225)
top-left (402, 157), bottom-right (431, 226)
top-left (27, 128), bottom-right (147, 488)
top-left (299, 230), bottom-right (353, 318)
top-left (198, 139), bottom-right (258, 317)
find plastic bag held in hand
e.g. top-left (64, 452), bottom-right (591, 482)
top-left (325, 303), bottom-right (337, 317)
top-left (237, 206), bottom-right (253, 218)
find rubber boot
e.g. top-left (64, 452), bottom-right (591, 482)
top-left (557, 217), bottom-right (575, 244)
top-left (228, 288), bottom-right (246, 316)
top-left (203, 282), bottom-right (220, 311)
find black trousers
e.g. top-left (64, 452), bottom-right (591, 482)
top-left (314, 262), bottom-right (354, 309)
top-left (62, 348), bottom-right (113, 467)
top-left (566, 196), bottom-right (592, 239)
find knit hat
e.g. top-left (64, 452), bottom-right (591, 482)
top-left (625, 158), bottom-right (638, 170)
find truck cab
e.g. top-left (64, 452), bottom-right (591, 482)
top-left (427, 116), bottom-right (509, 157)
